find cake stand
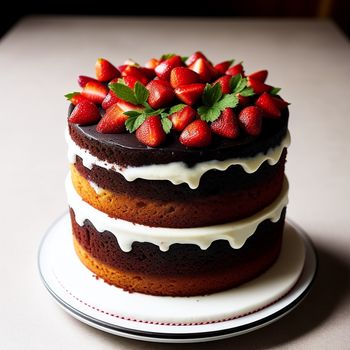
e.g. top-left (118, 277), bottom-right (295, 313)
top-left (38, 213), bottom-right (317, 343)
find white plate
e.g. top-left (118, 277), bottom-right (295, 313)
top-left (38, 213), bottom-right (317, 343)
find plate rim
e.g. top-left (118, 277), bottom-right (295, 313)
top-left (37, 213), bottom-right (318, 341)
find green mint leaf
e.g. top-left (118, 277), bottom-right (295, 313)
top-left (229, 74), bottom-right (241, 92)
top-left (133, 114), bottom-right (147, 130)
top-left (227, 59), bottom-right (235, 67)
top-left (270, 87), bottom-right (281, 95)
top-left (169, 103), bottom-right (187, 114)
top-left (123, 111), bottom-right (141, 118)
top-left (109, 83), bottom-right (138, 105)
top-left (198, 105), bottom-right (221, 122)
top-left (125, 113), bottom-right (147, 133)
top-left (230, 74), bottom-right (248, 93)
top-left (161, 53), bottom-right (176, 60)
top-left (125, 116), bottom-right (138, 133)
top-left (216, 93), bottom-right (239, 110)
top-left (181, 56), bottom-right (188, 63)
top-left (161, 118), bottom-right (172, 134)
top-left (239, 87), bottom-right (255, 97)
top-left (202, 83), bottom-right (223, 106)
top-left (64, 92), bottom-right (79, 100)
top-left (134, 81), bottom-right (149, 105)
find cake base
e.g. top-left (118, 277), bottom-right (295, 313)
top-left (38, 213), bottom-right (316, 343)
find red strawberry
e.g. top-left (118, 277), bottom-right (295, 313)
top-left (213, 75), bottom-right (232, 94)
top-left (140, 67), bottom-right (156, 79)
top-left (68, 101), bottom-right (100, 125)
top-left (237, 94), bottom-right (251, 107)
top-left (118, 64), bottom-right (127, 74)
top-left (174, 83), bottom-right (205, 105)
top-left (66, 92), bottom-right (89, 106)
top-left (247, 78), bottom-right (272, 94)
top-left (169, 106), bottom-right (196, 132)
top-left (123, 75), bottom-right (140, 89)
top-left (211, 108), bottom-right (239, 139)
top-left (248, 70), bottom-right (268, 82)
top-left (255, 92), bottom-right (287, 118)
top-left (102, 90), bottom-right (120, 110)
top-left (121, 66), bottom-right (149, 85)
top-left (136, 116), bottom-right (166, 147)
top-left (95, 58), bottom-right (120, 82)
top-left (271, 96), bottom-right (289, 110)
top-left (145, 58), bottom-right (160, 69)
top-left (78, 75), bottom-right (98, 88)
top-left (226, 63), bottom-right (244, 76)
top-left (146, 80), bottom-right (175, 109)
top-left (214, 60), bottom-right (233, 76)
top-left (155, 55), bottom-right (183, 80)
top-left (170, 67), bottom-right (201, 88)
top-left (96, 104), bottom-right (128, 133)
top-left (179, 120), bottom-right (212, 148)
top-left (81, 81), bottom-right (108, 104)
top-left (185, 51), bottom-right (207, 66)
top-left (117, 100), bottom-right (143, 112)
top-left (189, 58), bottom-right (217, 82)
top-left (238, 106), bottom-right (263, 136)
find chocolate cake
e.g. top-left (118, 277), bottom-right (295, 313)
top-left (65, 53), bottom-right (290, 296)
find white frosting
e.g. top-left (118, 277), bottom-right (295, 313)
top-left (66, 174), bottom-right (289, 252)
top-left (66, 129), bottom-right (290, 189)
top-left (88, 180), bottom-right (103, 194)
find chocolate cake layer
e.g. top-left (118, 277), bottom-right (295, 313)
top-left (74, 151), bottom-right (286, 201)
top-left (71, 163), bottom-right (285, 227)
top-left (70, 208), bottom-right (286, 277)
top-left (68, 104), bottom-right (289, 167)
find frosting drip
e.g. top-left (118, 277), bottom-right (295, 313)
top-left (66, 129), bottom-right (290, 189)
top-left (66, 174), bottom-right (289, 252)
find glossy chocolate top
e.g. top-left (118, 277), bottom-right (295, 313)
top-left (68, 104), bottom-right (289, 167)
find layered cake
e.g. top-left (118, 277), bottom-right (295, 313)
top-left (65, 52), bottom-right (290, 296)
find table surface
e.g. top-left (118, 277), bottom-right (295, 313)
top-left (1, 16), bottom-right (349, 349)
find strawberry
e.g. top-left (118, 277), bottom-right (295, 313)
top-left (211, 108), bottom-right (239, 139)
top-left (248, 70), bottom-right (268, 82)
top-left (65, 92), bottom-right (89, 106)
top-left (170, 67), bottom-right (201, 88)
top-left (169, 106), bottom-right (196, 132)
top-left (121, 66), bottom-right (149, 85)
top-left (117, 100), bottom-right (143, 112)
top-left (247, 78), bottom-right (272, 94)
top-left (213, 75), bottom-right (232, 94)
top-left (185, 51), bottom-right (207, 66)
top-left (145, 58), bottom-right (160, 69)
top-left (214, 60), bottom-right (233, 76)
top-left (78, 75), bottom-right (98, 88)
top-left (189, 58), bottom-right (217, 82)
top-left (136, 116), bottom-right (166, 147)
top-left (226, 63), bottom-right (244, 76)
top-left (95, 58), bottom-right (120, 82)
top-left (271, 96), bottom-right (289, 110)
top-left (102, 90), bottom-right (120, 110)
top-left (255, 92), bottom-right (288, 118)
top-left (68, 101), bottom-right (101, 125)
top-left (238, 106), bottom-right (263, 136)
top-left (179, 120), bottom-right (212, 148)
top-left (146, 80), bottom-right (175, 109)
top-left (123, 75), bottom-right (141, 89)
top-left (140, 67), bottom-right (156, 80)
top-left (118, 65), bottom-right (127, 74)
top-left (81, 81), bottom-right (108, 104)
top-left (174, 83), bottom-right (205, 105)
top-left (155, 55), bottom-right (183, 80)
top-left (237, 94), bottom-right (251, 107)
top-left (96, 104), bottom-right (128, 133)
